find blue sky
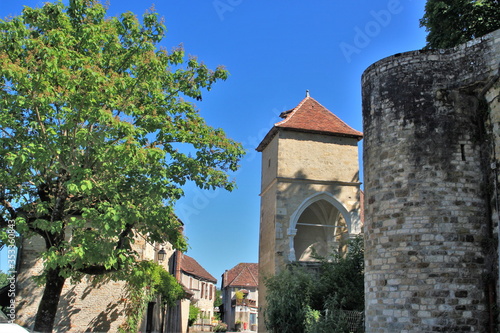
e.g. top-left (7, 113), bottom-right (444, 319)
top-left (0, 0), bottom-right (428, 286)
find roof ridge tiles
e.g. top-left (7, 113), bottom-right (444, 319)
top-left (223, 263), bottom-right (259, 288)
top-left (256, 95), bottom-right (363, 152)
top-left (275, 96), bottom-right (310, 127)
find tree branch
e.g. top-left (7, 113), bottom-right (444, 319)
top-left (0, 195), bottom-right (18, 222)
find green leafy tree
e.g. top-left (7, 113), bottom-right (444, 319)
top-left (214, 288), bottom-right (223, 308)
top-left (311, 235), bottom-right (364, 312)
top-left (119, 261), bottom-right (185, 333)
top-left (0, 270), bottom-right (8, 288)
top-left (264, 265), bottom-right (315, 333)
top-left (264, 236), bottom-right (365, 333)
top-left (305, 298), bottom-right (352, 333)
top-left (308, 235), bottom-right (365, 333)
top-left (214, 289), bottom-right (223, 320)
top-left (420, 0), bottom-right (500, 49)
top-left (188, 304), bottom-right (201, 327)
top-left (0, 1), bottom-right (244, 332)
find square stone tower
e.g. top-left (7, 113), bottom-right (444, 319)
top-left (256, 92), bottom-right (363, 331)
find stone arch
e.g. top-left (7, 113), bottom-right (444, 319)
top-left (287, 192), bottom-right (352, 262)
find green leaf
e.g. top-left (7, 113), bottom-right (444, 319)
top-left (0, 1), bottom-right (244, 329)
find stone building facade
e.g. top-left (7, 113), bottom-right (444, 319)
top-left (178, 253), bottom-right (217, 332)
top-left (221, 263), bottom-right (259, 332)
top-left (256, 94), bottom-right (363, 331)
top-left (362, 29), bottom-right (500, 332)
top-left (15, 233), bottom-right (189, 332)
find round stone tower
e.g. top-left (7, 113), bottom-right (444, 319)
top-left (362, 31), bottom-right (500, 332)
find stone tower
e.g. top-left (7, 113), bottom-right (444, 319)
top-left (362, 29), bottom-right (500, 332)
top-left (256, 93), bottom-right (363, 330)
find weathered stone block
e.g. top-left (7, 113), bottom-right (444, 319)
top-left (363, 28), bottom-right (500, 332)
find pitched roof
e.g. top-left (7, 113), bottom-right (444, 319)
top-left (256, 96), bottom-right (363, 151)
top-left (222, 263), bottom-right (259, 289)
top-left (181, 254), bottom-right (217, 283)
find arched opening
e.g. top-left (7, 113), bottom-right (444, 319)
top-left (294, 199), bottom-right (348, 261)
top-left (287, 192), bottom-right (352, 262)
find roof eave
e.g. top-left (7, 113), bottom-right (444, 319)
top-left (181, 270), bottom-right (217, 284)
top-left (256, 126), bottom-right (279, 152)
top-left (227, 283), bottom-right (258, 288)
top-left (278, 126), bottom-right (363, 141)
top-left (256, 125), bottom-right (363, 152)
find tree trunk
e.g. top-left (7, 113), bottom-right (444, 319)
top-left (33, 267), bottom-right (66, 333)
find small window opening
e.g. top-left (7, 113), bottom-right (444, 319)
top-left (461, 144), bottom-right (466, 161)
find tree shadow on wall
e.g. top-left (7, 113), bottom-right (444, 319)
top-left (55, 277), bottom-right (124, 332)
top-left (86, 301), bottom-right (121, 332)
top-left (55, 286), bottom-right (81, 331)
top-left (82, 278), bottom-right (125, 332)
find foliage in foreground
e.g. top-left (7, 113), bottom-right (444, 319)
top-left (264, 236), bottom-right (364, 333)
top-left (0, 270), bottom-right (8, 289)
top-left (0, 0), bottom-right (244, 331)
top-left (213, 322), bottom-right (228, 332)
top-left (188, 304), bottom-right (201, 327)
top-left (420, 0), bottom-right (500, 49)
top-left (118, 261), bottom-right (185, 333)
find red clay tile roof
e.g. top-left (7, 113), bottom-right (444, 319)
top-left (181, 254), bottom-right (217, 283)
top-left (222, 263), bottom-right (259, 289)
top-left (256, 96), bottom-right (363, 151)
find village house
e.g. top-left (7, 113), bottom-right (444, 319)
top-left (14, 231), bottom-right (181, 332)
top-left (221, 263), bottom-right (259, 332)
top-left (11, 223), bottom-right (219, 333)
top-left (177, 252), bottom-right (218, 332)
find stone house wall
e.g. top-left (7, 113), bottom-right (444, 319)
top-left (362, 28), bottom-right (500, 332)
top-left (15, 232), bottom-right (176, 332)
top-left (222, 286), bottom-right (258, 331)
top-left (180, 271), bottom-right (216, 329)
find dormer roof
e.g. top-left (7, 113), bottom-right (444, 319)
top-left (256, 96), bottom-right (363, 152)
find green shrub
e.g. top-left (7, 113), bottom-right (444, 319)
top-left (188, 304), bottom-right (201, 327)
top-left (214, 322), bottom-right (228, 332)
top-left (264, 236), bottom-right (365, 333)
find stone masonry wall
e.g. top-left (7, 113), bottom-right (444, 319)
top-left (16, 233), bottom-right (176, 332)
top-left (362, 29), bottom-right (500, 332)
